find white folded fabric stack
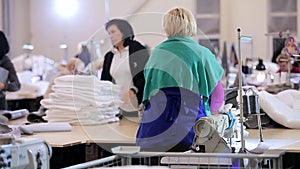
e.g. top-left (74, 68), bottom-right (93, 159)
top-left (40, 75), bottom-right (122, 125)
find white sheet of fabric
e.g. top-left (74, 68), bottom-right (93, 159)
top-left (41, 99), bottom-right (82, 111)
top-left (54, 75), bottom-right (119, 88)
top-left (70, 117), bottom-right (119, 126)
top-left (42, 75), bottom-right (122, 125)
top-left (52, 78), bottom-right (121, 95)
top-left (52, 82), bottom-right (121, 94)
top-left (41, 97), bottom-right (122, 109)
top-left (44, 107), bottom-right (120, 126)
top-left (49, 92), bottom-right (121, 104)
top-left (259, 90), bottom-right (300, 128)
top-left (19, 122), bottom-right (72, 132)
top-left (44, 109), bottom-right (119, 126)
top-left (49, 89), bottom-right (121, 103)
top-left (45, 107), bottom-right (119, 116)
top-left (52, 80), bottom-right (118, 89)
top-left (293, 99), bottom-right (300, 111)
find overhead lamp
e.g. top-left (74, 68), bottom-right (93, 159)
top-left (22, 44), bottom-right (34, 51)
top-left (59, 44), bottom-right (68, 49)
top-left (59, 43), bottom-right (68, 65)
top-left (55, 0), bottom-right (78, 18)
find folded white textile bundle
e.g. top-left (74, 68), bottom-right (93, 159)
top-left (42, 75), bottom-right (122, 125)
top-left (54, 75), bottom-right (114, 86)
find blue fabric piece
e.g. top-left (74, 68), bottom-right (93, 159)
top-left (136, 87), bottom-right (206, 150)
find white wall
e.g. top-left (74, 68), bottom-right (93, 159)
top-left (0, 0), bottom-right (30, 58)
top-left (0, 1), bottom-right (2, 30)
top-left (11, 0), bottom-right (31, 58)
top-left (225, 0), bottom-right (268, 60)
top-left (29, 0), bottom-right (105, 62)
top-left (4, 0), bottom-right (287, 63)
top-left (28, 0), bottom-right (196, 62)
top-left (108, 0), bottom-right (194, 51)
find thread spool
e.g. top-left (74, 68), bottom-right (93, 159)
top-left (243, 92), bottom-right (259, 115)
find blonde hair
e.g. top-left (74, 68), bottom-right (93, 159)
top-left (163, 7), bottom-right (197, 38)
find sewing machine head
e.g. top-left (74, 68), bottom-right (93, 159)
top-left (192, 113), bottom-right (236, 153)
top-left (0, 137), bottom-right (52, 169)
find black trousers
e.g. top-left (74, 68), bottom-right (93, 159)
top-left (0, 93), bottom-right (7, 110)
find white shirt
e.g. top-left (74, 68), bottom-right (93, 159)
top-left (110, 47), bottom-right (139, 112)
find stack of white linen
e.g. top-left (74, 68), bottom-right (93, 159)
top-left (40, 75), bottom-right (122, 125)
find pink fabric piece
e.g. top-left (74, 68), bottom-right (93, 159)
top-left (209, 80), bottom-right (224, 113)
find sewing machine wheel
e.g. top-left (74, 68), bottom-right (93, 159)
top-left (194, 120), bottom-right (212, 138)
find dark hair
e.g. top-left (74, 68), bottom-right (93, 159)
top-left (105, 19), bottom-right (134, 47)
top-left (0, 31), bottom-right (10, 58)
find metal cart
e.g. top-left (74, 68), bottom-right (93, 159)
top-left (63, 146), bottom-right (285, 169)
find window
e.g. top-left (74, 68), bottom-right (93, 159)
top-left (195, 0), bottom-right (220, 36)
top-left (268, 0), bottom-right (297, 34)
top-left (195, 0), bottom-right (220, 55)
top-left (267, 0), bottom-right (297, 61)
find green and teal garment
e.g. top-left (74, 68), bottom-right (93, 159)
top-left (142, 36), bottom-right (224, 116)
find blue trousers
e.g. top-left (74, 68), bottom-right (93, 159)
top-left (136, 87), bottom-right (206, 152)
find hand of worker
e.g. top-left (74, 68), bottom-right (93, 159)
top-left (121, 89), bottom-right (135, 104)
top-left (0, 82), bottom-right (5, 91)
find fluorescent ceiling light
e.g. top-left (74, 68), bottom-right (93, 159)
top-left (59, 44), bottom-right (68, 49)
top-left (55, 0), bottom-right (78, 18)
top-left (23, 44), bottom-right (34, 50)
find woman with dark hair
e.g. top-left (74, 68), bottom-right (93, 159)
top-left (0, 31), bottom-right (21, 110)
top-left (101, 19), bottom-right (149, 117)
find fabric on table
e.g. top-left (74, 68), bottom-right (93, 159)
top-left (41, 75), bottom-right (122, 125)
top-left (259, 90), bottom-right (300, 128)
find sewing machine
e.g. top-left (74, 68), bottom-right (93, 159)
top-left (191, 113), bottom-right (237, 153)
top-left (0, 137), bottom-right (52, 169)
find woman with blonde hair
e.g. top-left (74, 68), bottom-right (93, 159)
top-left (136, 7), bottom-right (224, 152)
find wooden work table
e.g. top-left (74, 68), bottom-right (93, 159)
top-left (8, 116), bottom-right (139, 147)
top-left (7, 116), bottom-right (300, 152)
top-left (246, 128), bottom-right (300, 153)
top-left (7, 116), bottom-right (139, 168)
top-left (6, 116), bottom-right (300, 168)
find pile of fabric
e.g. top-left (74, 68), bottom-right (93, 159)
top-left (259, 89), bottom-right (300, 129)
top-left (40, 75), bottom-right (122, 125)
